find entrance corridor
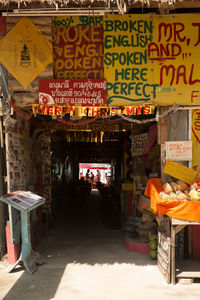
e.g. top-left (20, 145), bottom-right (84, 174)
top-left (0, 191), bottom-right (200, 300)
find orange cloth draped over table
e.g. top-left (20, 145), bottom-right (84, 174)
top-left (145, 178), bottom-right (200, 222)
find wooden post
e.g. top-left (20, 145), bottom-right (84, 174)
top-left (158, 107), bottom-right (168, 181)
top-left (20, 211), bottom-right (32, 258)
top-left (0, 117), bottom-right (6, 258)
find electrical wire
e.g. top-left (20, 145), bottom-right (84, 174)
top-left (57, 115), bottom-right (99, 126)
top-left (11, 100), bottom-right (33, 120)
top-left (114, 105), bottom-right (200, 124)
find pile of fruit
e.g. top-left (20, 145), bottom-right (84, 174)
top-left (189, 179), bottom-right (200, 201)
top-left (149, 235), bottom-right (157, 260)
top-left (160, 180), bottom-right (200, 201)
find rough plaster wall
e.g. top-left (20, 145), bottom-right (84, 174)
top-left (167, 110), bottom-right (188, 167)
top-left (167, 110), bottom-right (188, 141)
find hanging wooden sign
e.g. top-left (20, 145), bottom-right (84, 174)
top-left (39, 79), bottom-right (107, 107)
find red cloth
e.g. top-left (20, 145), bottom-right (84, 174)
top-left (145, 178), bottom-right (200, 222)
top-left (143, 124), bottom-right (157, 155)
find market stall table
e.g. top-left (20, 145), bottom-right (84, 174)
top-left (145, 178), bottom-right (200, 284)
top-left (171, 217), bottom-right (200, 284)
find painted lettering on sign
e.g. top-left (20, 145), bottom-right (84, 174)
top-left (53, 16), bottom-right (103, 27)
top-left (53, 16), bottom-right (104, 80)
top-left (192, 110), bottom-right (200, 144)
top-left (151, 16), bottom-right (200, 105)
top-left (104, 15), bottom-right (158, 106)
top-left (192, 110), bottom-right (200, 172)
top-left (148, 22), bottom-right (200, 90)
top-left (104, 14), bottom-right (200, 106)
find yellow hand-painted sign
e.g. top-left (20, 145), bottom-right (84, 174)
top-left (104, 14), bottom-right (200, 106)
top-left (192, 110), bottom-right (200, 172)
top-left (164, 160), bottom-right (198, 185)
top-left (0, 17), bottom-right (53, 89)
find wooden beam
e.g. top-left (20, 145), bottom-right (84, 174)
top-left (2, 0), bottom-right (200, 12)
top-left (175, 225), bottom-right (186, 235)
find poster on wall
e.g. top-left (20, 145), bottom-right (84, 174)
top-left (5, 116), bottom-right (31, 190)
top-left (165, 141), bottom-right (192, 161)
top-left (41, 134), bottom-right (51, 213)
top-left (52, 16), bottom-right (104, 80)
top-left (104, 14), bottom-right (200, 106)
top-left (131, 133), bottom-right (148, 156)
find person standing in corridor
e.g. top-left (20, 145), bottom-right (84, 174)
top-left (86, 169), bottom-right (90, 181)
top-left (96, 169), bottom-right (101, 182)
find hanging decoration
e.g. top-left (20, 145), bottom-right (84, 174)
top-left (0, 17), bottom-right (53, 88)
top-left (32, 103), bottom-right (155, 118)
top-left (57, 115), bottom-right (99, 126)
top-left (47, 121), bottom-right (120, 132)
top-left (51, 129), bottom-right (125, 143)
top-left (12, 100), bottom-right (33, 120)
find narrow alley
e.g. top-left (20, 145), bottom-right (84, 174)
top-left (0, 190), bottom-right (200, 300)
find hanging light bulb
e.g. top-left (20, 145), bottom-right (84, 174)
top-left (100, 131), bottom-right (104, 143)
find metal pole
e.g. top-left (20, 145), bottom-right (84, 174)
top-left (0, 117), bottom-right (6, 258)
top-left (188, 109), bottom-right (193, 259)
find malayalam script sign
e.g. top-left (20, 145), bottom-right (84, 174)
top-left (131, 133), bottom-right (148, 156)
top-left (165, 141), bottom-right (192, 161)
top-left (53, 16), bottom-right (104, 80)
top-left (39, 79), bottom-right (107, 106)
top-left (104, 14), bottom-right (200, 106)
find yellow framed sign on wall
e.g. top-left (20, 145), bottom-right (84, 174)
top-left (104, 14), bottom-right (200, 106)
